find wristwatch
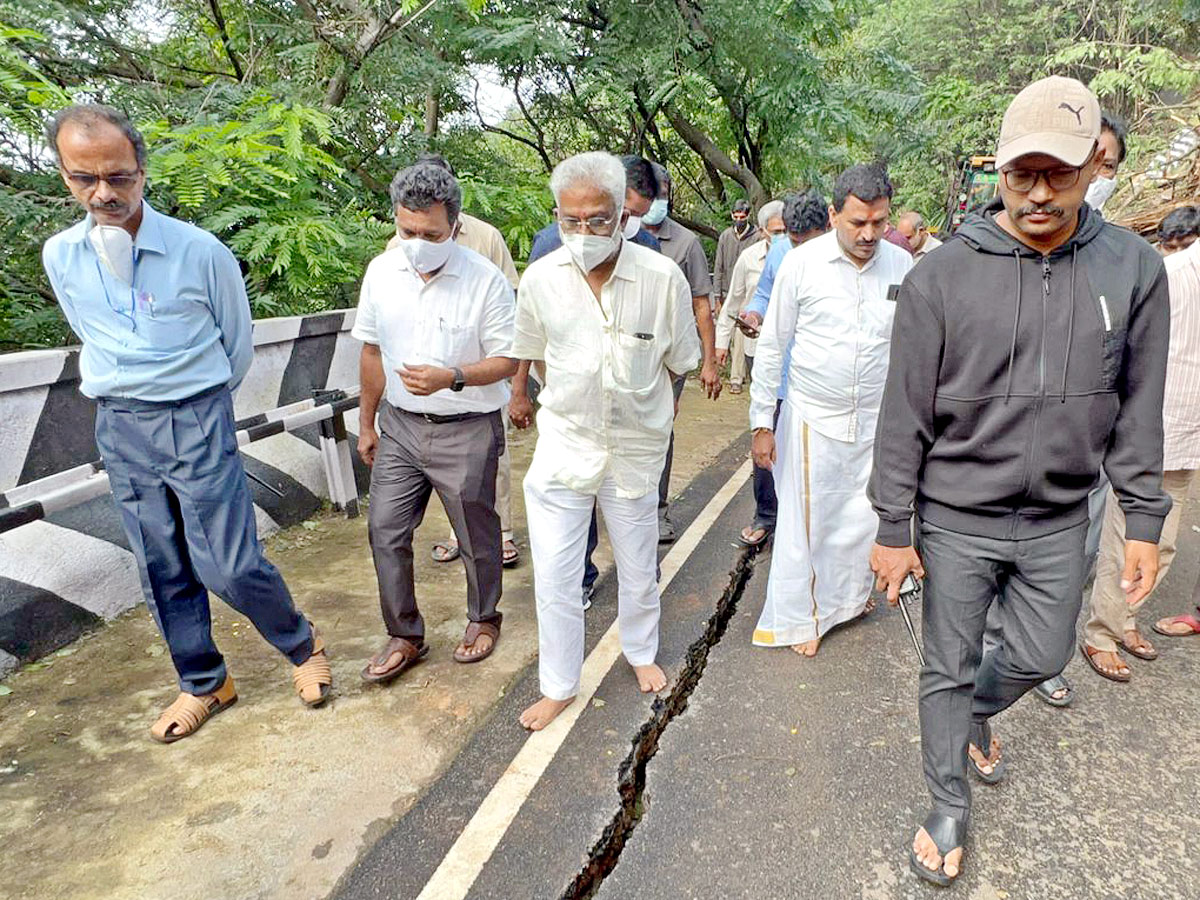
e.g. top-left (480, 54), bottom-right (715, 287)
top-left (450, 367), bottom-right (466, 392)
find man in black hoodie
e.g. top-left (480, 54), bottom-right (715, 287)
top-left (868, 76), bottom-right (1171, 886)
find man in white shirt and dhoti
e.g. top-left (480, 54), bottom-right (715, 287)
top-left (512, 152), bottom-right (701, 730)
top-left (749, 165), bottom-right (913, 657)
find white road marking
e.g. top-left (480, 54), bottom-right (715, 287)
top-left (416, 459), bottom-right (753, 900)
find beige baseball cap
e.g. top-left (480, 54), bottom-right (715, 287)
top-left (996, 76), bottom-right (1101, 169)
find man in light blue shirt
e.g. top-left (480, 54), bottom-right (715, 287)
top-left (732, 191), bottom-right (829, 548)
top-left (41, 104), bottom-right (332, 743)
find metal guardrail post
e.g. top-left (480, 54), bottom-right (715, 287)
top-left (314, 389), bottom-right (360, 518)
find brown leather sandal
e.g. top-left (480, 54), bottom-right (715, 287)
top-left (1081, 642), bottom-right (1131, 683)
top-left (361, 636), bottom-right (428, 684)
top-left (454, 621), bottom-right (500, 664)
top-left (150, 675), bottom-right (238, 744)
top-left (293, 624), bottom-right (333, 707)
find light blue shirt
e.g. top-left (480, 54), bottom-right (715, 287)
top-left (42, 201), bottom-right (254, 402)
top-left (747, 234), bottom-right (792, 400)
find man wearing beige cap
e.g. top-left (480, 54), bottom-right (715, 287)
top-left (868, 76), bottom-right (1170, 886)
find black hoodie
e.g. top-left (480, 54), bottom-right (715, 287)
top-left (869, 199), bottom-right (1172, 546)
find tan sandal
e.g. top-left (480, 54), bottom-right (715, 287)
top-left (150, 675), bottom-right (238, 744)
top-left (293, 624), bottom-right (332, 707)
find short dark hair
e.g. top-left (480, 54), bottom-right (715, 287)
top-left (650, 161), bottom-right (671, 199)
top-left (415, 152), bottom-right (456, 177)
top-left (783, 190), bottom-right (830, 235)
top-left (620, 155), bottom-right (660, 202)
top-left (390, 162), bottom-right (462, 224)
top-left (1100, 113), bottom-right (1128, 164)
top-left (732, 199), bottom-right (751, 213)
top-left (46, 104), bottom-right (147, 170)
top-left (1159, 205), bottom-right (1200, 242)
top-left (832, 164), bottom-right (893, 212)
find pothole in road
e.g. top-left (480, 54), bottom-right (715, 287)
top-left (560, 546), bottom-right (761, 899)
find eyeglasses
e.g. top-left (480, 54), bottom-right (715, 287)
top-left (1001, 166), bottom-right (1084, 193)
top-left (556, 211), bottom-right (618, 234)
top-left (63, 171), bottom-right (142, 190)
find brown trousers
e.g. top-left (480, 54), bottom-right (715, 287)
top-left (1084, 469), bottom-right (1195, 652)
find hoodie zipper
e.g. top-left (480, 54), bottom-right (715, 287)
top-left (1011, 257), bottom-right (1051, 537)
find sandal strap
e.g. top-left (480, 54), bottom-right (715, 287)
top-left (921, 812), bottom-right (966, 856)
top-left (463, 620), bottom-right (500, 645)
top-left (293, 650), bottom-right (333, 692)
top-left (373, 636), bottom-right (423, 666)
top-left (152, 692), bottom-right (218, 738)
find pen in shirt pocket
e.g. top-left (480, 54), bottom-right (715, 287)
top-left (632, 332), bottom-right (653, 340)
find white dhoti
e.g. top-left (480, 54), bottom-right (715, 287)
top-left (752, 400), bottom-right (876, 647)
top-left (524, 457), bottom-right (661, 700)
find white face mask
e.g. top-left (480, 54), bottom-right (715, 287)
top-left (561, 228), bottom-right (620, 272)
top-left (89, 224), bottom-right (134, 284)
top-left (642, 198), bottom-right (669, 226)
top-left (397, 235), bottom-right (454, 274)
top-left (1086, 176), bottom-right (1117, 211)
top-left (622, 214), bottom-right (643, 240)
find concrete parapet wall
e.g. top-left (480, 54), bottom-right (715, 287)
top-left (0, 309), bottom-right (367, 676)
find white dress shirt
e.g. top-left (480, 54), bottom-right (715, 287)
top-left (351, 243), bottom-right (514, 415)
top-left (715, 239), bottom-right (769, 354)
top-left (1163, 239), bottom-right (1200, 471)
top-left (512, 241), bottom-right (702, 498)
top-left (750, 231), bottom-right (914, 441)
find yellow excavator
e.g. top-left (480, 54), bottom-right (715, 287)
top-left (946, 155), bottom-right (999, 233)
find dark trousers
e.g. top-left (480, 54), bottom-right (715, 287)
top-left (96, 387), bottom-right (312, 696)
top-left (917, 520), bottom-right (1086, 825)
top-left (368, 403), bottom-right (504, 641)
top-left (753, 397), bottom-right (781, 530)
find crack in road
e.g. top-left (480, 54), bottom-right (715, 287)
top-left (559, 545), bottom-right (761, 899)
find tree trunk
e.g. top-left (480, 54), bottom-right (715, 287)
top-left (665, 103), bottom-right (768, 208)
top-left (425, 88), bottom-right (440, 136)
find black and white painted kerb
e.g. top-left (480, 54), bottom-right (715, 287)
top-left (0, 309), bottom-right (366, 676)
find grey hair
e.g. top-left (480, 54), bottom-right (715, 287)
top-left (47, 104), bottom-right (148, 170)
top-left (757, 200), bottom-right (785, 229)
top-left (550, 152), bottom-right (626, 213)
top-left (390, 162), bottom-right (461, 224)
top-left (898, 210), bottom-right (926, 229)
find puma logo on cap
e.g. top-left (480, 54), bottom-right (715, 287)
top-left (1058, 102), bottom-right (1084, 125)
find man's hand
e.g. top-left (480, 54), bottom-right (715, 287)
top-left (358, 425), bottom-right (379, 467)
top-left (752, 428), bottom-right (776, 470)
top-left (736, 311), bottom-right (762, 338)
top-left (715, 348), bottom-right (729, 367)
top-left (399, 364), bottom-right (454, 396)
top-left (509, 391), bottom-right (535, 429)
top-left (870, 543), bottom-right (926, 605)
top-left (1121, 539), bottom-right (1160, 606)
top-left (700, 359), bottom-right (722, 399)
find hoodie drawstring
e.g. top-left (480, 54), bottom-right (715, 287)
top-left (1003, 250), bottom-right (1021, 403)
top-left (1059, 245), bottom-right (1078, 402)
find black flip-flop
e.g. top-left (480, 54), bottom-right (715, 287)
top-left (1033, 674), bottom-right (1073, 707)
top-left (967, 740), bottom-right (1006, 784)
top-left (737, 524), bottom-right (773, 548)
top-left (908, 812), bottom-right (965, 887)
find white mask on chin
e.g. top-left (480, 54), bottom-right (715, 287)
top-left (622, 214), bottom-right (643, 240)
top-left (397, 235), bottom-right (454, 274)
top-left (89, 224), bottom-right (135, 284)
top-left (561, 228), bottom-right (620, 272)
top-left (1085, 176), bottom-right (1117, 211)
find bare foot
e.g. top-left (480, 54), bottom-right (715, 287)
top-left (519, 696), bottom-right (574, 731)
top-left (913, 827), bottom-right (963, 880)
top-left (791, 638), bottom-right (821, 658)
top-left (632, 663), bottom-right (667, 693)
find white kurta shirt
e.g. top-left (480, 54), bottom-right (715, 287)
top-left (512, 241), bottom-right (702, 498)
top-left (351, 243), bottom-right (514, 415)
top-left (750, 230), bottom-right (914, 442)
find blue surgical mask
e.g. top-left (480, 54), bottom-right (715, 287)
top-left (643, 198), bottom-right (669, 226)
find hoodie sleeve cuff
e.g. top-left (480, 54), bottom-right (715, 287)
top-left (875, 518), bottom-right (913, 548)
top-left (1122, 512), bottom-right (1165, 545)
